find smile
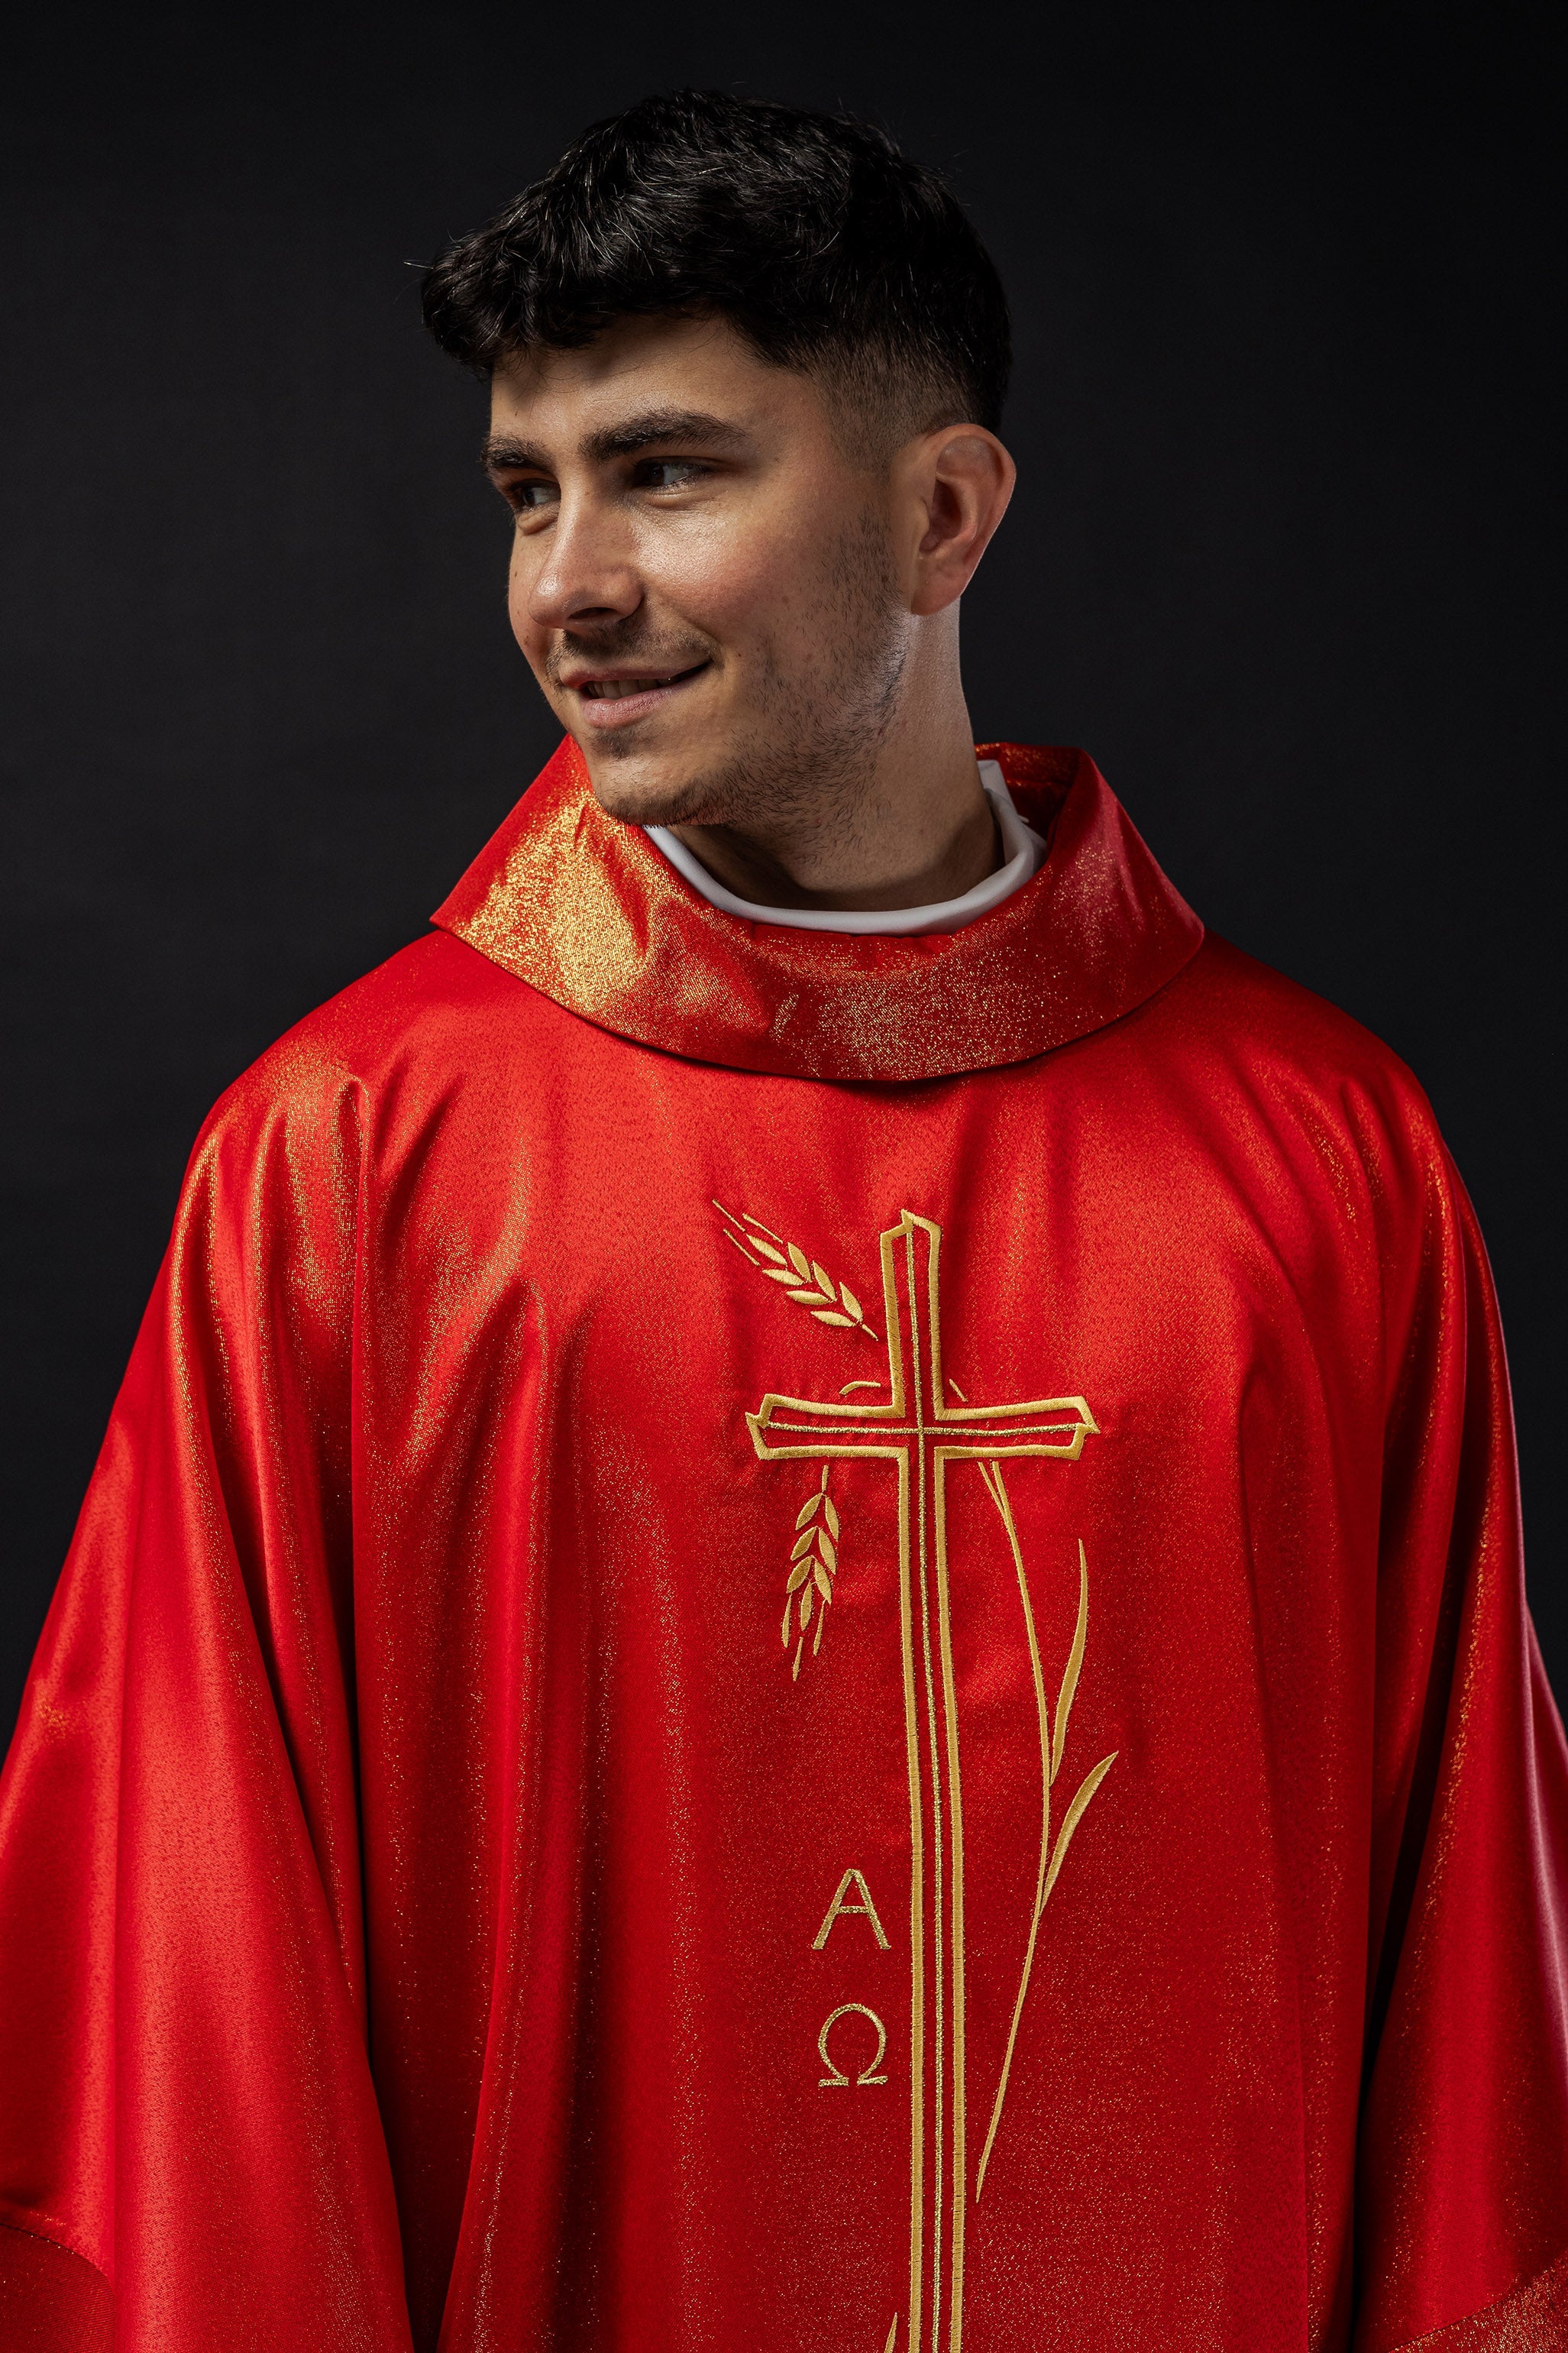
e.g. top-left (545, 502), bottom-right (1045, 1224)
top-left (571, 662), bottom-right (710, 727)
top-left (580, 665), bottom-right (703, 699)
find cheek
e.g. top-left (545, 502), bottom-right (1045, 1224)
top-left (646, 510), bottom-right (833, 656)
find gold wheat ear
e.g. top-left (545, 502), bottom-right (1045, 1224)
top-left (781, 1467), bottom-right (842, 1679)
top-left (712, 1201), bottom-right (881, 1341)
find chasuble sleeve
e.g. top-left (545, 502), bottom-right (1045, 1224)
top-left (0, 1057), bottom-right (412, 2351)
top-left (1356, 1132), bottom-right (1568, 2348)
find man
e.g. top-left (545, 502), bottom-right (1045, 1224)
top-left (1, 88), bottom-right (1563, 2353)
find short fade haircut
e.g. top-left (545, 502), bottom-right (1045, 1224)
top-left (422, 89), bottom-right (1011, 450)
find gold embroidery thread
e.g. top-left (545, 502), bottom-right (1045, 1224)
top-left (969, 1509), bottom-right (1117, 2201)
top-left (741, 1209), bottom-right (1099, 2351)
top-left (820, 2003), bottom-right (890, 2086)
top-left (783, 1467), bottom-right (843, 1678)
top-left (714, 1199), bottom-right (881, 1340)
top-left (813, 1868), bottom-right (892, 1950)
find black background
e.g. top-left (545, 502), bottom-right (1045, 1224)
top-left (2, 3), bottom-right (1562, 1741)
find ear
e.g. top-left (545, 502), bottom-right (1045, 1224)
top-left (900, 426), bottom-right (1017, 617)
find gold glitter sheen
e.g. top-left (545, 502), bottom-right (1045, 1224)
top-left (2, 727), bottom-right (1563, 2349)
top-left (432, 739), bottom-right (1204, 1083)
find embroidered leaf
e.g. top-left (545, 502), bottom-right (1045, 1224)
top-left (967, 1518), bottom-right (1115, 2205)
top-left (781, 1604), bottom-right (793, 1646)
top-left (811, 1261), bottom-right (834, 1296)
top-left (788, 1285), bottom-right (828, 1305)
top-left (800, 1588), bottom-right (813, 1630)
top-left (796, 1494), bottom-right (822, 1529)
top-left (813, 1564), bottom-right (832, 1604)
top-left (839, 1283), bottom-right (864, 1323)
top-left (813, 1309), bottom-right (855, 1327)
top-left (1051, 1541), bottom-right (1091, 1785)
top-left (787, 1242), bottom-right (811, 1280)
top-left (791, 1529), bottom-right (816, 1560)
top-left (818, 1534), bottom-right (838, 1573)
top-left (763, 1266), bottom-right (800, 1285)
top-left (787, 1560), bottom-right (813, 1594)
top-left (1039, 1753), bottom-right (1117, 1910)
top-left (748, 1237), bottom-right (787, 1266)
top-left (823, 1497), bottom-right (841, 1540)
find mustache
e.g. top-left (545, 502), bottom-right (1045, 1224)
top-left (544, 623), bottom-right (716, 688)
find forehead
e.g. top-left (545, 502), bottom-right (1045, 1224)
top-left (488, 313), bottom-right (832, 451)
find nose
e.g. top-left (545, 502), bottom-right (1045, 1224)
top-left (523, 492), bottom-right (643, 632)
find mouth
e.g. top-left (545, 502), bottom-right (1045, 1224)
top-left (567, 661), bottom-right (711, 730)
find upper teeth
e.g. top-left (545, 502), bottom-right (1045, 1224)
top-left (586, 676), bottom-right (674, 699)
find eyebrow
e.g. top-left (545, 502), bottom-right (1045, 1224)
top-left (482, 407), bottom-right (752, 474)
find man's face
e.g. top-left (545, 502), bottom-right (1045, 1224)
top-left (485, 315), bottom-right (910, 828)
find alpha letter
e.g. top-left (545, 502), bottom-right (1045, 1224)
top-left (813, 1868), bottom-right (891, 1950)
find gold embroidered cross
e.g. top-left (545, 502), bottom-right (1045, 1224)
top-left (745, 1210), bottom-right (1098, 2353)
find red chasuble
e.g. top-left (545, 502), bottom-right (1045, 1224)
top-left (2, 741), bottom-right (1566, 2351)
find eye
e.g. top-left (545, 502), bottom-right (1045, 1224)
top-left (635, 458), bottom-right (709, 491)
top-left (506, 478), bottom-right (557, 512)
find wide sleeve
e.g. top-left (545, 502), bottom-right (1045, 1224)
top-left (1356, 1138), bottom-right (1568, 2348)
top-left (0, 1063), bottom-right (412, 2351)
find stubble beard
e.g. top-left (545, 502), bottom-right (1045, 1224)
top-left (581, 501), bottom-right (910, 850)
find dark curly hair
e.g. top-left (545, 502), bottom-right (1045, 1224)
top-left (422, 90), bottom-right (1011, 444)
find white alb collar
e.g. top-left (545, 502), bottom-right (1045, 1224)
top-left (644, 759), bottom-right (1045, 937)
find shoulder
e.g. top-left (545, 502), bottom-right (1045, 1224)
top-left (183, 931), bottom-right (536, 1188)
top-left (1145, 935), bottom-right (1461, 1251)
top-left (1167, 934), bottom-right (1438, 1125)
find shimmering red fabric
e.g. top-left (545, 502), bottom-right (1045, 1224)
top-left (432, 737), bottom-right (1205, 1082)
top-left (1, 746), bottom-right (1564, 2350)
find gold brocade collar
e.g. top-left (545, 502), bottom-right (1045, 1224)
top-left (432, 738), bottom-right (1203, 1083)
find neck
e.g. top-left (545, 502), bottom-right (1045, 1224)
top-left (665, 644), bottom-right (996, 914)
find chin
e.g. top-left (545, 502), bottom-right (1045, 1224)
top-left (575, 736), bottom-right (741, 830)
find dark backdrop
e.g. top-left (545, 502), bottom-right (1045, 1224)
top-left (3, 3), bottom-right (1562, 1740)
